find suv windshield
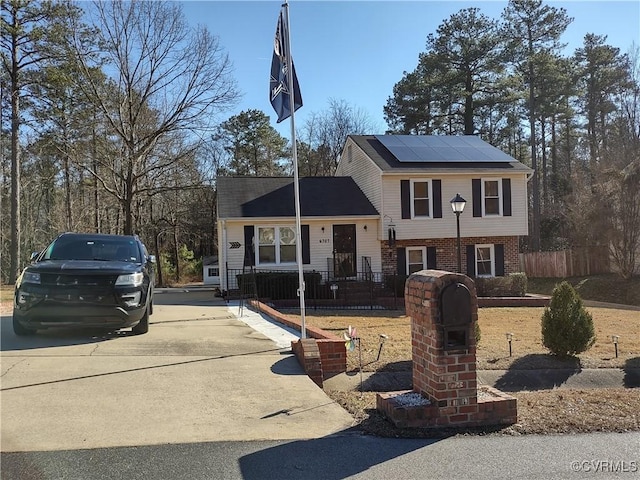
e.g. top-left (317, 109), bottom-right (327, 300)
top-left (43, 236), bottom-right (141, 263)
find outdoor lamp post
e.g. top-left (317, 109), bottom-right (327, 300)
top-left (450, 193), bottom-right (467, 273)
top-left (506, 332), bottom-right (514, 357)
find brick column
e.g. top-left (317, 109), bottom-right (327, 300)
top-left (406, 270), bottom-right (479, 422)
top-left (377, 269), bottom-right (517, 429)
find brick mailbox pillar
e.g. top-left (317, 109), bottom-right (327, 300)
top-left (377, 269), bottom-right (517, 429)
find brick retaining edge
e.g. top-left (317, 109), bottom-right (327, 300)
top-left (248, 300), bottom-right (347, 388)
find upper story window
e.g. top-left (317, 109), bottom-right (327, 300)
top-left (482, 179), bottom-right (502, 216)
top-left (411, 179), bottom-right (432, 218)
top-left (472, 178), bottom-right (511, 218)
top-left (257, 226), bottom-right (296, 265)
top-left (401, 179), bottom-right (442, 220)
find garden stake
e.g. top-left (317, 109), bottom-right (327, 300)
top-left (376, 334), bottom-right (388, 362)
top-left (358, 337), bottom-right (363, 396)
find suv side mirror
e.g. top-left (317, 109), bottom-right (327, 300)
top-left (30, 251), bottom-right (40, 262)
top-left (148, 255), bottom-right (156, 264)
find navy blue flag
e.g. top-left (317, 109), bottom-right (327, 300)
top-left (270, 7), bottom-right (302, 123)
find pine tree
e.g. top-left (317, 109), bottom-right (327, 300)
top-left (541, 281), bottom-right (596, 357)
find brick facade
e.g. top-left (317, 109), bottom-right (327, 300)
top-left (381, 236), bottom-right (520, 276)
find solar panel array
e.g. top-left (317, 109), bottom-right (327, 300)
top-left (374, 135), bottom-right (515, 163)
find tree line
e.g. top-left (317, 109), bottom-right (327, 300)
top-left (1, 0), bottom-right (638, 285)
top-left (384, 1), bottom-right (639, 277)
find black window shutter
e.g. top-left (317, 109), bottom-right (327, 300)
top-left (244, 225), bottom-right (255, 266)
top-left (495, 244), bottom-right (505, 276)
top-left (397, 247), bottom-right (406, 275)
top-left (432, 180), bottom-right (442, 218)
top-left (502, 179), bottom-right (512, 216)
top-left (401, 180), bottom-right (410, 219)
top-left (301, 225), bottom-right (310, 264)
top-left (466, 244), bottom-right (476, 276)
top-left (427, 246), bottom-right (437, 269)
top-left (472, 179), bottom-right (482, 217)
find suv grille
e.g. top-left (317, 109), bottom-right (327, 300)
top-left (40, 273), bottom-right (116, 287)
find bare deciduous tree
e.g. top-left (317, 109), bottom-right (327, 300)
top-left (298, 98), bottom-right (377, 176)
top-left (72, 0), bottom-right (238, 234)
top-left (1, 0), bottom-right (80, 282)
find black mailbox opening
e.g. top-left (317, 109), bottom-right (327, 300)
top-left (440, 282), bottom-right (472, 327)
top-left (444, 328), bottom-right (467, 350)
top-left (440, 282), bottom-right (472, 349)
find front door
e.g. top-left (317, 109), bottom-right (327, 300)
top-left (333, 224), bottom-right (356, 278)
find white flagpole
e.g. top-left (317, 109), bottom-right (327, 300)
top-left (282, 1), bottom-right (306, 338)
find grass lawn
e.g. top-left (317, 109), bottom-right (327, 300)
top-left (528, 274), bottom-right (640, 306)
top-left (301, 306), bottom-right (640, 372)
top-left (290, 305), bottom-right (640, 436)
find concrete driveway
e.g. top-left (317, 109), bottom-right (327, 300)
top-left (0, 290), bottom-right (354, 452)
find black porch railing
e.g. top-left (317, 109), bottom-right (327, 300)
top-left (224, 268), bottom-right (407, 310)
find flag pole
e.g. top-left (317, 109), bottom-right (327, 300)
top-left (282, 1), bottom-right (306, 338)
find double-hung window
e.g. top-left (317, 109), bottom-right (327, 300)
top-left (257, 226), bottom-right (297, 265)
top-left (411, 179), bottom-right (431, 218)
top-left (475, 244), bottom-right (495, 277)
top-left (407, 247), bottom-right (427, 274)
top-left (482, 179), bottom-right (502, 216)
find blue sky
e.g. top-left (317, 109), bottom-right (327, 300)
top-left (180, 1), bottom-right (640, 139)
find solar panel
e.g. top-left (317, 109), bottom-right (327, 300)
top-left (375, 135), bottom-right (515, 163)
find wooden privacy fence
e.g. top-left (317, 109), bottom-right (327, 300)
top-left (519, 246), bottom-right (611, 278)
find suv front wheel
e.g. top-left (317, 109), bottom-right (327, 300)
top-left (132, 305), bottom-right (149, 335)
top-left (13, 315), bottom-right (36, 336)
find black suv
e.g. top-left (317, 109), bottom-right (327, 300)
top-left (13, 233), bottom-right (155, 336)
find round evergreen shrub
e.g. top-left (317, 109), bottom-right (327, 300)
top-left (474, 321), bottom-right (481, 345)
top-left (541, 281), bottom-right (596, 357)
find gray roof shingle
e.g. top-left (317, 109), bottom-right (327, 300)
top-left (217, 176), bottom-right (379, 219)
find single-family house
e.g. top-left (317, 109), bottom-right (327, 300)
top-left (336, 135), bottom-right (532, 277)
top-left (216, 176), bottom-right (380, 294)
top-left (216, 135), bottom-right (532, 297)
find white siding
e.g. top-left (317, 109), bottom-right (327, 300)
top-left (336, 138), bottom-right (384, 214)
top-left (220, 218), bottom-right (381, 279)
top-left (382, 173), bottom-right (529, 240)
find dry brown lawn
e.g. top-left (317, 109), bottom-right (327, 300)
top-left (330, 389), bottom-right (640, 437)
top-left (300, 307), bottom-right (640, 372)
top-left (289, 306), bottom-right (640, 436)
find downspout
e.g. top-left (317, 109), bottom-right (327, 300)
top-left (220, 220), bottom-right (228, 293)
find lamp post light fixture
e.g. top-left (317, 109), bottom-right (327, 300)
top-left (506, 332), bottom-right (514, 357)
top-left (450, 193), bottom-right (467, 273)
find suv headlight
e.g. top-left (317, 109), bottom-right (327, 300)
top-left (115, 272), bottom-right (144, 287)
top-left (22, 271), bottom-right (41, 284)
